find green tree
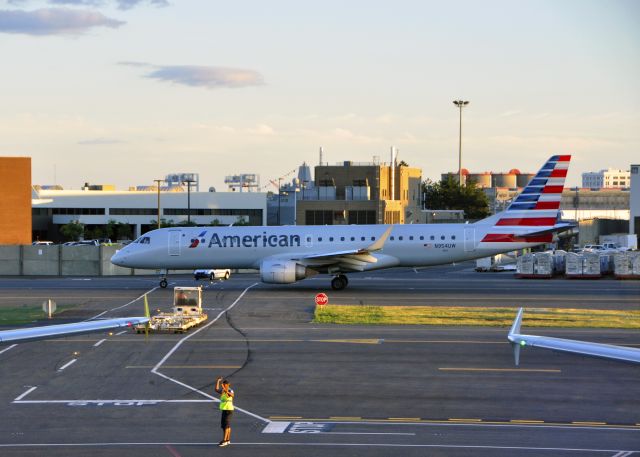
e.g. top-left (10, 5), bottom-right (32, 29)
top-left (422, 175), bottom-right (490, 220)
top-left (60, 221), bottom-right (85, 241)
top-left (84, 225), bottom-right (105, 240)
top-left (149, 218), bottom-right (175, 228)
top-left (106, 220), bottom-right (133, 241)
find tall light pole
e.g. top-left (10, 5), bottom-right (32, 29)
top-left (153, 179), bottom-right (162, 230)
top-left (183, 179), bottom-right (195, 225)
top-left (453, 100), bottom-right (469, 186)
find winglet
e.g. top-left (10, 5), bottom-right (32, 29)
top-left (509, 308), bottom-right (524, 338)
top-left (509, 308), bottom-right (525, 366)
top-left (366, 226), bottom-right (393, 251)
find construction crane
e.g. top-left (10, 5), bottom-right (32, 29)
top-left (260, 168), bottom-right (297, 192)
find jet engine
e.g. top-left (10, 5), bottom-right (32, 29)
top-left (260, 260), bottom-right (316, 284)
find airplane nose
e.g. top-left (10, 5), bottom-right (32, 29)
top-left (111, 249), bottom-right (127, 267)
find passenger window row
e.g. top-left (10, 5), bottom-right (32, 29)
top-left (309, 234), bottom-right (456, 243)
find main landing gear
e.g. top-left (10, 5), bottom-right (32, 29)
top-left (159, 269), bottom-right (168, 288)
top-left (331, 274), bottom-right (349, 291)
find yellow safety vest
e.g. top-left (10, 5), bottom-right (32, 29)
top-left (220, 390), bottom-right (234, 411)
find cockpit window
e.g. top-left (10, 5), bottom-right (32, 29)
top-left (140, 236), bottom-right (151, 245)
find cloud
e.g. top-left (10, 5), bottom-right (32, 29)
top-left (247, 124), bottom-right (275, 135)
top-left (332, 128), bottom-right (380, 144)
top-left (77, 137), bottom-right (125, 145)
top-left (120, 62), bottom-right (264, 89)
top-left (113, 0), bottom-right (169, 9)
top-left (499, 110), bottom-right (522, 118)
top-left (0, 8), bottom-right (124, 35)
top-left (9, 0), bottom-right (169, 10)
top-left (48, 0), bottom-right (103, 6)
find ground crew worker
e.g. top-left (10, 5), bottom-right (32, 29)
top-left (215, 377), bottom-right (234, 447)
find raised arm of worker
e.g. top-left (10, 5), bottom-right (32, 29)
top-left (215, 377), bottom-right (234, 397)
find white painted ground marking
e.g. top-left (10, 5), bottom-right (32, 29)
top-left (89, 287), bottom-right (158, 320)
top-left (0, 344), bottom-right (18, 355)
top-left (151, 283), bottom-right (268, 423)
top-left (262, 422), bottom-right (290, 433)
top-left (14, 386), bottom-right (37, 401)
top-left (612, 452), bottom-right (635, 457)
top-left (93, 339), bottom-right (106, 347)
top-left (324, 432), bottom-right (416, 436)
top-left (0, 442), bottom-right (635, 453)
top-left (264, 420), bottom-right (640, 433)
top-left (115, 331), bottom-right (127, 336)
top-left (14, 399), bottom-right (213, 405)
top-left (58, 359), bottom-right (77, 371)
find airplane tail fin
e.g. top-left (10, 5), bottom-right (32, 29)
top-left (477, 155), bottom-right (572, 246)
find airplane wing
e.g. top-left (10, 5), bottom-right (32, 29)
top-left (0, 317), bottom-right (149, 344)
top-left (290, 226), bottom-right (394, 271)
top-left (508, 308), bottom-right (640, 365)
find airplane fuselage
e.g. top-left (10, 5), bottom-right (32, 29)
top-left (112, 223), bottom-right (531, 271)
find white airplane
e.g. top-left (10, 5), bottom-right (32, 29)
top-left (111, 155), bottom-right (574, 290)
top-left (509, 308), bottom-right (640, 365)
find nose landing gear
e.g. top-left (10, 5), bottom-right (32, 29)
top-left (331, 274), bottom-right (349, 291)
top-left (159, 269), bottom-right (168, 288)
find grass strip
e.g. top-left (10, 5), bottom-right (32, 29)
top-left (0, 305), bottom-right (79, 326)
top-left (313, 305), bottom-right (640, 328)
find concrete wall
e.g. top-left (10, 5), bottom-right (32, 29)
top-left (23, 245), bottom-right (60, 275)
top-left (578, 218), bottom-right (629, 246)
top-left (0, 246), bottom-right (21, 275)
top-left (0, 244), bottom-right (196, 277)
top-left (61, 245), bottom-right (100, 276)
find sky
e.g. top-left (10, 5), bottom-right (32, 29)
top-left (1, 0), bottom-right (638, 191)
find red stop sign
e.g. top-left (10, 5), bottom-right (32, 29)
top-left (315, 293), bottom-right (329, 306)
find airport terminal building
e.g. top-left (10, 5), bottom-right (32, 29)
top-left (32, 188), bottom-right (267, 242)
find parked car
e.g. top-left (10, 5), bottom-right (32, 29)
top-left (193, 269), bottom-right (231, 281)
top-left (32, 241), bottom-right (54, 245)
top-left (65, 240), bottom-right (100, 246)
top-left (582, 244), bottom-right (605, 252)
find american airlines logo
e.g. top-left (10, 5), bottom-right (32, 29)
top-left (208, 232), bottom-right (302, 248)
top-left (189, 231), bottom-right (208, 248)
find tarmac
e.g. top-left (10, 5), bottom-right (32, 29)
top-left (0, 263), bottom-right (639, 456)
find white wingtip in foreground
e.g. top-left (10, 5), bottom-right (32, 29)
top-left (508, 308), bottom-right (640, 366)
top-left (0, 317), bottom-right (149, 345)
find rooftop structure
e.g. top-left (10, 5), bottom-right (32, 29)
top-left (224, 174), bottom-right (260, 192)
top-left (582, 168), bottom-right (630, 189)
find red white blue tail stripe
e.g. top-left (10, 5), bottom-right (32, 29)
top-left (480, 155), bottom-right (571, 245)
